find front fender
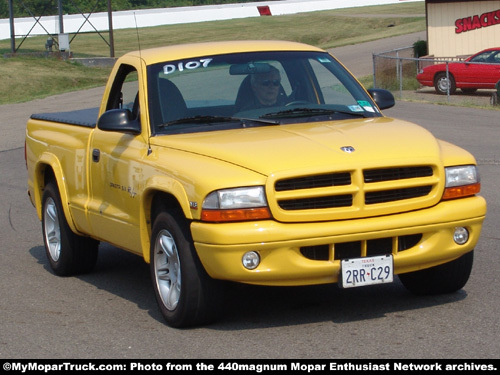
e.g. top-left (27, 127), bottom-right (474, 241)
top-left (140, 176), bottom-right (193, 263)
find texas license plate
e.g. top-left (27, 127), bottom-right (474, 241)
top-left (340, 255), bottom-right (393, 288)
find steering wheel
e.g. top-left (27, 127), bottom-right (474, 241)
top-left (285, 100), bottom-right (310, 106)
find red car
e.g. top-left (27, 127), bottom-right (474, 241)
top-left (416, 47), bottom-right (500, 95)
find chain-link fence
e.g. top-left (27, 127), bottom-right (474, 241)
top-left (372, 47), bottom-right (499, 107)
top-left (373, 46), bottom-right (417, 94)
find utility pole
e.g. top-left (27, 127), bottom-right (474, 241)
top-left (58, 0), bottom-right (64, 33)
top-left (108, 0), bottom-right (115, 57)
top-left (9, 0), bottom-right (15, 53)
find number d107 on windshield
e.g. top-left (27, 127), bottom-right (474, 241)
top-left (340, 255), bottom-right (394, 288)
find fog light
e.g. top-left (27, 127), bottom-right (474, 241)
top-left (242, 251), bottom-right (260, 270)
top-left (453, 227), bottom-right (469, 245)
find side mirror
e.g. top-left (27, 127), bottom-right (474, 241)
top-left (367, 88), bottom-right (395, 110)
top-left (97, 109), bottom-right (141, 134)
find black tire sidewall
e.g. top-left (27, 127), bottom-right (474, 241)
top-left (42, 183), bottom-right (75, 275)
top-left (399, 251), bottom-right (474, 295)
top-left (150, 210), bottom-right (214, 328)
top-left (41, 182), bottom-right (98, 276)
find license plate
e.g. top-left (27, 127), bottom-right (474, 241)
top-left (340, 255), bottom-right (393, 288)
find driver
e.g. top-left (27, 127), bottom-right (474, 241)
top-left (247, 66), bottom-right (286, 109)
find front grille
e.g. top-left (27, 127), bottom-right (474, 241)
top-left (300, 234), bottom-right (422, 261)
top-left (271, 165), bottom-right (438, 222)
top-left (278, 195), bottom-right (352, 210)
top-left (364, 166), bottom-right (433, 183)
top-left (275, 172), bottom-right (351, 191)
top-left (365, 186), bottom-right (433, 204)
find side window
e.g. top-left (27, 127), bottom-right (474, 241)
top-left (106, 64), bottom-right (140, 120)
top-left (122, 71), bottom-right (139, 115)
top-left (471, 52), bottom-right (492, 63)
top-left (491, 52), bottom-right (500, 64)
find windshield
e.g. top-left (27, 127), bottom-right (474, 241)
top-left (147, 51), bottom-right (381, 135)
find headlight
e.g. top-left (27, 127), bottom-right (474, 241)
top-left (442, 165), bottom-right (481, 200)
top-left (201, 186), bottom-right (271, 222)
top-left (445, 165), bottom-right (479, 187)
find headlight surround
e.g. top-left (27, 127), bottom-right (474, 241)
top-left (442, 165), bottom-right (481, 200)
top-left (201, 186), bottom-right (271, 222)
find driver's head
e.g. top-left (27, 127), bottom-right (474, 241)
top-left (250, 66), bottom-right (281, 106)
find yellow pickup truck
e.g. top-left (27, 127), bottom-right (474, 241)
top-left (26, 40), bottom-right (486, 328)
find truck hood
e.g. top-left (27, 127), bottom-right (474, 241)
top-left (154, 117), bottom-right (441, 175)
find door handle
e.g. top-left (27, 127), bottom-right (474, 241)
top-left (92, 149), bottom-right (100, 163)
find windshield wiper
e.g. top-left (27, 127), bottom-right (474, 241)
top-left (261, 107), bottom-right (367, 119)
top-left (240, 117), bottom-right (280, 125)
top-left (159, 115), bottom-right (279, 128)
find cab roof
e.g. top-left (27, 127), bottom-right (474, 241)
top-left (124, 40), bottom-right (325, 65)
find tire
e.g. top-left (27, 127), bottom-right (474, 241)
top-left (491, 93), bottom-right (498, 106)
top-left (150, 210), bottom-right (223, 328)
top-left (461, 88), bottom-right (477, 94)
top-left (42, 182), bottom-right (99, 276)
top-left (399, 251), bottom-right (474, 295)
top-left (434, 72), bottom-right (456, 95)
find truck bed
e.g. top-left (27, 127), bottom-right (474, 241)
top-left (30, 107), bottom-right (99, 128)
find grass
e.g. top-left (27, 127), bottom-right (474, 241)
top-left (1, 56), bottom-right (111, 103)
top-left (0, 2), bottom-right (426, 104)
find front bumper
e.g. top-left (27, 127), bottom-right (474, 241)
top-left (416, 75), bottom-right (433, 87)
top-left (191, 196), bottom-right (486, 286)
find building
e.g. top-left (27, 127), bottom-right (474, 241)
top-left (425, 0), bottom-right (500, 57)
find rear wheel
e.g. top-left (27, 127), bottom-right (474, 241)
top-left (150, 209), bottom-right (223, 328)
top-left (461, 88), bottom-right (477, 94)
top-left (42, 182), bottom-right (99, 276)
top-left (399, 251), bottom-right (474, 295)
top-left (491, 93), bottom-right (498, 106)
top-left (434, 72), bottom-right (456, 95)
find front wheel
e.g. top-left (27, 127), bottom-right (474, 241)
top-left (150, 210), bottom-right (223, 328)
top-left (399, 251), bottom-right (474, 295)
top-left (434, 72), bottom-right (456, 95)
top-left (42, 182), bottom-right (99, 276)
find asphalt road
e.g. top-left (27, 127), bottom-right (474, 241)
top-left (1, 32), bottom-right (499, 359)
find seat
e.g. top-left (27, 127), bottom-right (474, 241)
top-left (234, 75), bottom-right (254, 112)
top-left (158, 78), bottom-right (188, 123)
